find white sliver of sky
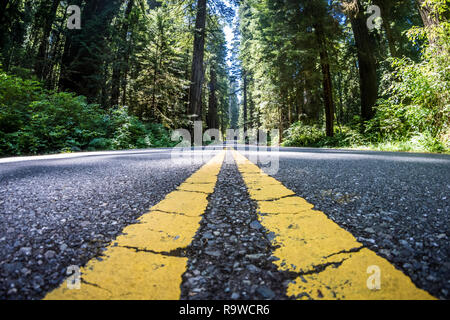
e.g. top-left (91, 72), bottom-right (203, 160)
top-left (224, 24), bottom-right (233, 68)
top-left (223, 0), bottom-right (235, 68)
top-left (222, 0), bottom-right (242, 101)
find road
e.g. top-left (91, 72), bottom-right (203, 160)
top-left (0, 146), bottom-right (448, 300)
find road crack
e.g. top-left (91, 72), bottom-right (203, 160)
top-left (119, 245), bottom-right (187, 258)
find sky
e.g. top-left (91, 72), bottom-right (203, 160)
top-left (223, 0), bottom-right (236, 69)
top-left (222, 0), bottom-right (242, 102)
top-left (224, 24), bottom-right (234, 68)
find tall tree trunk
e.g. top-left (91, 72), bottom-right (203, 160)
top-left (248, 89), bottom-right (254, 129)
top-left (0, 0), bottom-right (10, 48)
top-left (110, 0), bottom-right (134, 108)
top-left (0, 1), bottom-right (8, 22)
top-left (337, 71), bottom-right (344, 126)
top-left (150, 48), bottom-right (159, 119)
top-left (0, 0), bottom-right (26, 70)
top-left (383, 17), bottom-right (398, 57)
top-left (372, 0), bottom-right (398, 57)
top-left (121, 37), bottom-right (132, 108)
top-left (346, 0), bottom-right (378, 122)
top-left (46, 7), bottom-right (68, 90)
top-left (207, 67), bottom-right (218, 130)
top-left (297, 77), bottom-right (305, 121)
top-left (278, 104), bottom-right (283, 145)
top-left (35, 0), bottom-right (60, 81)
top-left (315, 22), bottom-right (334, 137)
top-left (243, 71), bottom-right (248, 143)
top-left (287, 89), bottom-right (292, 125)
top-left (188, 0), bottom-right (207, 120)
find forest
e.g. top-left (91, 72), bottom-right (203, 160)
top-left (0, 0), bottom-right (448, 156)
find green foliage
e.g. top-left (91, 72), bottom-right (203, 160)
top-left (282, 123), bottom-right (366, 148)
top-left (0, 70), bottom-right (175, 156)
top-left (282, 124), bottom-right (325, 147)
top-left (1, 0), bottom-right (448, 155)
top-left (146, 123), bottom-right (177, 148)
top-left (0, 70), bottom-right (44, 155)
top-left (127, 2), bottom-right (193, 127)
top-left (282, 120), bottom-right (448, 153)
top-left (365, 1), bottom-right (450, 153)
top-left (108, 107), bottom-right (177, 150)
top-left (282, 0), bottom-right (449, 154)
top-left (18, 93), bottom-right (107, 154)
top-left (2, 1), bottom-right (230, 134)
top-left (88, 138), bottom-right (112, 151)
top-left (110, 106), bottom-right (150, 150)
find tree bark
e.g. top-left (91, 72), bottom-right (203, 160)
top-left (297, 77), bottom-right (305, 121)
top-left (0, 1), bottom-right (8, 22)
top-left (278, 104), bottom-right (283, 145)
top-left (372, 0), bottom-right (398, 57)
top-left (0, 0), bottom-right (10, 46)
top-left (188, 0), bottom-right (207, 120)
top-left (207, 67), bottom-right (218, 130)
top-left (45, 6), bottom-right (69, 90)
top-left (315, 22), bottom-right (334, 137)
top-left (243, 71), bottom-right (248, 136)
top-left (35, 0), bottom-right (60, 81)
top-left (346, 0), bottom-right (378, 122)
top-left (110, 0), bottom-right (134, 107)
top-left (248, 87), bottom-right (254, 129)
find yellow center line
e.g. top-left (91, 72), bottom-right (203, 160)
top-left (44, 150), bottom-right (225, 300)
top-left (231, 149), bottom-right (435, 300)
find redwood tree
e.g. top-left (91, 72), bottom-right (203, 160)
top-left (207, 67), bottom-right (218, 130)
top-left (344, 0), bottom-right (378, 122)
top-left (188, 0), bottom-right (207, 120)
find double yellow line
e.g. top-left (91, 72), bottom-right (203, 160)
top-left (231, 150), bottom-right (434, 300)
top-left (45, 149), bottom-right (435, 300)
top-left (45, 151), bottom-right (225, 300)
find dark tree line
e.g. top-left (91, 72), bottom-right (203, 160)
top-left (0, 0), bottom-right (448, 152)
top-left (0, 0), bottom-right (232, 133)
top-left (236, 0), bottom-right (448, 148)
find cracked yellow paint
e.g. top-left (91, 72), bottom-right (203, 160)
top-left (45, 247), bottom-right (187, 300)
top-left (177, 182), bottom-right (215, 193)
top-left (287, 248), bottom-right (434, 300)
top-left (248, 186), bottom-right (295, 201)
top-left (44, 150), bottom-right (225, 300)
top-left (258, 197), bottom-right (314, 215)
top-left (152, 190), bottom-right (209, 217)
top-left (260, 213), bottom-right (361, 272)
top-left (117, 210), bottom-right (202, 252)
top-left (232, 150), bottom-right (435, 300)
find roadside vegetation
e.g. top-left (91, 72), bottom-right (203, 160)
top-left (0, 0), bottom-right (449, 156)
top-left (240, 0), bottom-right (449, 154)
top-left (282, 6), bottom-right (449, 154)
top-left (0, 69), bottom-right (175, 156)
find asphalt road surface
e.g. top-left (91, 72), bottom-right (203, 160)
top-left (0, 146), bottom-right (448, 300)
